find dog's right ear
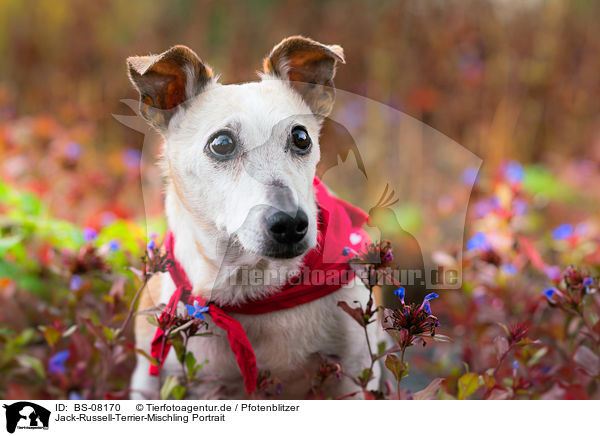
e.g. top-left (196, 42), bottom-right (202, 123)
top-left (127, 45), bottom-right (213, 131)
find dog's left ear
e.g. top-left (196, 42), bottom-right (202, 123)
top-left (263, 36), bottom-right (345, 117)
top-left (127, 45), bottom-right (214, 131)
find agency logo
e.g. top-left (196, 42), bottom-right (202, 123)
top-left (2, 402), bottom-right (50, 434)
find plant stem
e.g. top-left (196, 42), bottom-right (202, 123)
top-left (117, 275), bottom-right (150, 336)
top-left (397, 346), bottom-right (407, 400)
top-left (359, 266), bottom-right (378, 389)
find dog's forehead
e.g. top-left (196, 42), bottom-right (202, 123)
top-left (182, 80), bottom-right (318, 137)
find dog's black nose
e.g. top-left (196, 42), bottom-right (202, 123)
top-left (265, 210), bottom-right (308, 244)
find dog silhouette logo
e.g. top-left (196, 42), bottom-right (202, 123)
top-left (2, 402), bottom-right (50, 433)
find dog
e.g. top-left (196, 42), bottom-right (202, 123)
top-left (127, 36), bottom-right (382, 399)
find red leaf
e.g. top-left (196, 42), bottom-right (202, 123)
top-left (337, 301), bottom-right (366, 326)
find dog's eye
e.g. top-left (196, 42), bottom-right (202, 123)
top-left (207, 133), bottom-right (236, 158)
top-left (290, 126), bottom-right (311, 155)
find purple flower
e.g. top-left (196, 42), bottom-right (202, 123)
top-left (544, 265), bottom-right (562, 282)
top-left (82, 227), bottom-right (97, 242)
top-left (65, 142), bottom-right (82, 159)
top-left (275, 382), bottom-right (283, 396)
top-left (342, 247), bottom-right (350, 256)
top-left (461, 167), bottom-right (479, 186)
top-left (512, 199), bottom-right (528, 216)
top-left (512, 360), bottom-right (519, 371)
top-left (100, 212), bottom-right (116, 226)
top-left (505, 161), bottom-right (524, 184)
top-left (466, 232), bottom-right (488, 251)
top-left (552, 224), bottom-right (573, 240)
top-left (147, 239), bottom-right (156, 251)
top-left (394, 287), bottom-right (405, 303)
top-left (423, 293), bottom-right (439, 301)
top-left (575, 223), bottom-right (589, 237)
top-left (583, 277), bottom-right (594, 289)
top-left (48, 350), bottom-right (70, 374)
top-left (186, 301), bottom-right (209, 320)
top-left (108, 240), bottom-right (120, 251)
top-left (542, 288), bottom-right (555, 300)
top-left (123, 148), bottom-right (142, 169)
top-left (70, 275), bottom-right (82, 291)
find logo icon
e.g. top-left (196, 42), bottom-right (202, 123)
top-left (2, 402), bottom-right (50, 433)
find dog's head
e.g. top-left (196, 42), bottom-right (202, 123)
top-left (127, 36), bottom-right (344, 260)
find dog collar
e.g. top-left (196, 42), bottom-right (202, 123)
top-left (148, 177), bottom-right (370, 394)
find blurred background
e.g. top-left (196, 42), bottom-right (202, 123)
top-left (2, 0), bottom-right (599, 225)
top-left (1, 0), bottom-right (600, 399)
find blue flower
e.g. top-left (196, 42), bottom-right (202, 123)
top-left (552, 224), bottom-right (573, 240)
top-left (394, 287), bottom-right (405, 303)
top-left (583, 277), bottom-right (593, 287)
top-left (82, 227), bottom-right (97, 242)
top-left (48, 350), bottom-right (70, 374)
top-left (512, 360), bottom-right (519, 370)
top-left (466, 232), bottom-right (488, 251)
top-left (502, 264), bottom-right (517, 275)
top-left (423, 300), bottom-right (432, 315)
top-left (420, 293), bottom-right (439, 313)
top-left (108, 240), bottom-right (120, 251)
top-left (505, 161), bottom-right (524, 184)
top-left (542, 288), bottom-right (555, 300)
top-left (68, 391), bottom-right (83, 400)
top-left (147, 239), bottom-right (156, 251)
top-left (342, 247), bottom-right (350, 256)
top-left (70, 275), bottom-right (82, 291)
top-left (186, 301), bottom-right (209, 320)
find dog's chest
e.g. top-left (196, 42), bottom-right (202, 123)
top-left (159, 274), bottom-right (367, 385)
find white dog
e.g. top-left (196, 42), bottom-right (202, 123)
top-left (127, 36), bottom-right (381, 399)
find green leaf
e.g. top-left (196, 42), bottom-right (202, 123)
top-left (527, 347), bottom-right (548, 366)
top-left (0, 235), bottom-right (24, 255)
top-left (457, 372), bottom-right (481, 400)
top-left (185, 352), bottom-right (197, 378)
top-left (16, 355), bottom-right (46, 379)
top-left (384, 354), bottom-right (409, 382)
top-left (172, 385), bottom-right (186, 400)
top-left (171, 340), bottom-right (186, 362)
top-left (522, 165), bottom-right (576, 201)
top-left (103, 326), bottom-right (117, 342)
top-left (62, 325), bottom-right (78, 338)
top-left (160, 375), bottom-right (180, 400)
top-left (377, 341), bottom-right (386, 356)
top-left (135, 349), bottom-right (158, 366)
top-left (358, 368), bottom-right (374, 384)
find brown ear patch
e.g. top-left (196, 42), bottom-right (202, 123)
top-left (127, 45), bottom-right (213, 130)
top-left (264, 36), bottom-right (345, 117)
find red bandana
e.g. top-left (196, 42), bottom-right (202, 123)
top-left (149, 177), bottom-right (370, 393)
